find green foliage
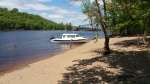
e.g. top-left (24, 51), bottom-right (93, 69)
top-left (81, 0), bottom-right (150, 36)
top-left (82, 0), bottom-right (100, 29)
top-left (107, 0), bottom-right (150, 36)
top-left (0, 7), bottom-right (72, 30)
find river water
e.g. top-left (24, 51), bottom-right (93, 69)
top-left (0, 30), bottom-right (104, 72)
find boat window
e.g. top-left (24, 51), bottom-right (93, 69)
top-left (68, 35), bottom-right (75, 38)
top-left (63, 35), bottom-right (66, 38)
top-left (76, 35), bottom-right (78, 37)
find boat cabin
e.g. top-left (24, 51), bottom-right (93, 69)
top-left (62, 34), bottom-right (79, 39)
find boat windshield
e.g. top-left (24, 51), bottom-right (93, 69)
top-left (68, 35), bottom-right (75, 38)
top-left (63, 35), bottom-right (66, 38)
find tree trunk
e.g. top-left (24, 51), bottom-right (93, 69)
top-left (95, 0), bottom-right (110, 51)
top-left (101, 22), bottom-right (110, 51)
top-left (143, 18), bottom-right (148, 44)
top-left (104, 30), bottom-right (110, 51)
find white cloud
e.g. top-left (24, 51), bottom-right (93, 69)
top-left (54, 9), bottom-right (69, 15)
top-left (0, 0), bottom-right (28, 10)
top-left (40, 11), bottom-right (88, 26)
top-left (24, 3), bottom-right (59, 11)
top-left (71, 1), bottom-right (82, 7)
top-left (37, 0), bottom-right (52, 2)
top-left (90, 0), bottom-right (103, 5)
top-left (40, 12), bottom-right (49, 18)
top-left (90, 0), bottom-right (111, 5)
top-left (90, 0), bottom-right (95, 3)
top-left (0, 0), bottom-right (54, 10)
top-left (48, 14), bottom-right (64, 19)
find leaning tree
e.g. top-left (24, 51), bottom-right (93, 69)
top-left (70, 0), bottom-right (110, 52)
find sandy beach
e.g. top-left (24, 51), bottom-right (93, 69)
top-left (0, 36), bottom-right (149, 84)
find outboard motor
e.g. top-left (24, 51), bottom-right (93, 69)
top-left (50, 36), bottom-right (55, 40)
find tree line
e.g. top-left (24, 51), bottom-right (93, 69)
top-left (107, 0), bottom-right (150, 36)
top-left (0, 7), bottom-right (72, 30)
top-left (79, 0), bottom-right (150, 51)
top-left (81, 0), bottom-right (150, 36)
top-left (68, 0), bottom-right (150, 52)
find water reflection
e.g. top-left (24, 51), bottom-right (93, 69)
top-left (50, 42), bottom-right (84, 50)
top-left (61, 44), bottom-right (69, 49)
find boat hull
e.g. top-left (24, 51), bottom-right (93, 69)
top-left (50, 39), bottom-right (87, 43)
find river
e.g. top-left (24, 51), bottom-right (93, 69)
top-left (0, 30), bottom-right (104, 72)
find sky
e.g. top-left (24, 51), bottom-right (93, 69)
top-left (0, 0), bottom-right (89, 26)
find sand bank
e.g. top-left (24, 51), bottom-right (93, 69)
top-left (0, 36), bottom-right (149, 84)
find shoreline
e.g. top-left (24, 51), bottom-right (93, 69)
top-left (0, 42), bottom-right (86, 76)
top-left (0, 49), bottom-right (67, 76)
top-left (0, 36), bottom-right (149, 84)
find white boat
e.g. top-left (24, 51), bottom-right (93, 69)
top-left (50, 33), bottom-right (88, 43)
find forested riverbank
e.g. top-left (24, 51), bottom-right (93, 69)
top-left (0, 7), bottom-right (73, 30)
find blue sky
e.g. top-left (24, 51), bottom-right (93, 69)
top-left (0, 0), bottom-right (89, 26)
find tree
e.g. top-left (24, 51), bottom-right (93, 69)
top-left (94, 0), bottom-right (110, 51)
top-left (73, 0), bottom-right (110, 51)
top-left (60, 22), bottom-right (65, 30)
top-left (67, 23), bottom-right (73, 30)
top-left (139, 0), bottom-right (150, 44)
top-left (10, 8), bottom-right (19, 13)
top-left (82, 1), bottom-right (95, 31)
top-left (107, 0), bottom-right (150, 44)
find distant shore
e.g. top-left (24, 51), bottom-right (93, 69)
top-left (0, 36), bottom-right (149, 84)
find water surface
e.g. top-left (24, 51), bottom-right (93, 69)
top-left (0, 30), bottom-right (104, 72)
